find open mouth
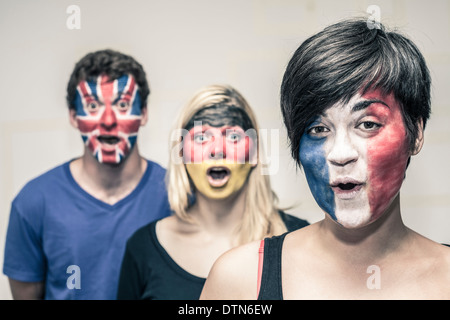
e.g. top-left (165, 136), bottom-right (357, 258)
top-left (97, 135), bottom-right (120, 145)
top-left (330, 179), bottom-right (364, 199)
top-left (207, 166), bottom-right (231, 187)
top-left (337, 183), bottom-right (358, 190)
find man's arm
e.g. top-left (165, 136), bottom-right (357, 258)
top-left (9, 278), bottom-right (45, 300)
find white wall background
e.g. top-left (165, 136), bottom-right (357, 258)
top-left (0, 0), bottom-right (449, 299)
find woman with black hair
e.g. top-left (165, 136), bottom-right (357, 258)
top-left (200, 18), bottom-right (450, 300)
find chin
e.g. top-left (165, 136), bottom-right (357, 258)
top-left (206, 189), bottom-right (236, 200)
top-left (334, 208), bottom-right (372, 229)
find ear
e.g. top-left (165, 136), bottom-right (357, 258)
top-left (411, 118), bottom-right (424, 156)
top-left (140, 105), bottom-right (148, 126)
top-left (69, 108), bottom-right (79, 129)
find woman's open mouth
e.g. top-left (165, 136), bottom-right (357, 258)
top-left (206, 166), bottom-right (231, 187)
top-left (330, 179), bottom-right (364, 199)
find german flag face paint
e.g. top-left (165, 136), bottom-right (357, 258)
top-left (73, 74), bottom-right (143, 164)
top-left (299, 89), bottom-right (410, 228)
top-left (183, 125), bottom-right (256, 200)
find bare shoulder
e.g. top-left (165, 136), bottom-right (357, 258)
top-left (432, 240), bottom-right (450, 277)
top-left (200, 240), bottom-right (261, 300)
top-left (414, 232), bottom-right (450, 264)
top-left (410, 232), bottom-right (450, 298)
top-left (427, 240), bottom-right (450, 298)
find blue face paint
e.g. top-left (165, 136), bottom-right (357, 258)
top-left (116, 74), bottom-right (142, 116)
top-left (74, 79), bottom-right (98, 116)
top-left (299, 126), bottom-right (336, 220)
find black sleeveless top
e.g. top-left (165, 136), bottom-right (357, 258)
top-left (257, 233), bottom-right (287, 300)
top-left (256, 236), bottom-right (450, 300)
top-left (118, 213), bottom-right (308, 300)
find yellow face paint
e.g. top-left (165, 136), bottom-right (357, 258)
top-left (186, 160), bottom-right (253, 200)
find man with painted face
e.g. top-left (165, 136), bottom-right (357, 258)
top-left (200, 18), bottom-right (450, 300)
top-left (3, 50), bottom-right (171, 299)
top-left (117, 84), bottom-right (308, 300)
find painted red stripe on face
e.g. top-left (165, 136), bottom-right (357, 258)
top-left (366, 92), bottom-right (410, 220)
top-left (77, 119), bottom-right (99, 133)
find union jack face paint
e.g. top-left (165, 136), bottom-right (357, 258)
top-left (73, 74), bottom-right (143, 164)
top-left (299, 89), bottom-right (410, 228)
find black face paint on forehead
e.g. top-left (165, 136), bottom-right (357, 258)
top-left (185, 104), bottom-right (253, 132)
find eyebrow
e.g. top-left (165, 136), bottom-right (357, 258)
top-left (83, 91), bottom-right (130, 104)
top-left (352, 99), bottom-right (390, 112)
top-left (82, 93), bottom-right (97, 100)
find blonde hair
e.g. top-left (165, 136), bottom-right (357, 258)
top-left (166, 84), bottom-right (287, 245)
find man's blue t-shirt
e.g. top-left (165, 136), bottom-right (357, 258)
top-left (3, 159), bottom-right (171, 299)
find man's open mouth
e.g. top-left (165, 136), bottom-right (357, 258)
top-left (207, 166), bottom-right (231, 187)
top-left (97, 135), bottom-right (121, 145)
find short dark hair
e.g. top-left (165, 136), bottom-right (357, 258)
top-left (280, 18), bottom-right (431, 167)
top-left (66, 49), bottom-right (150, 110)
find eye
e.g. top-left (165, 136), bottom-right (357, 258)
top-left (358, 121), bottom-right (381, 131)
top-left (86, 101), bottom-right (100, 112)
top-left (306, 125), bottom-right (330, 137)
top-left (193, 133), bottom-right (210, 144)
top-left (227, 131), bottom-right (242, 143)
top-left (116, 100), bottom-right (130, 111)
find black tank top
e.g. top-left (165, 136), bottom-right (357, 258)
top-left (256, 235), bottom-right (450, 300)
top-left (257, 233), bottom-right (287, 300)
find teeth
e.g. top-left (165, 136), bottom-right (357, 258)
top-left (98, 136), bottom-right (120, 144)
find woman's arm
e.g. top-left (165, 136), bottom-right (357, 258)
top-left (200, 240), bottom-right (260, 300)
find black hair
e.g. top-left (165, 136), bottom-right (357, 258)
top-left (184, 104), bottom-right (254, 132)
top-left (66, 49), bottom-right (150, 110)
top-left (280, 18), bottom-right (431, 167)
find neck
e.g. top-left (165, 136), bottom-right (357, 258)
top-left (71, 146), bottom-right (146, 204)
top-left (187, 184), bottom-right (248, 238)
top-left (317, 195), bottom-right (411, 266)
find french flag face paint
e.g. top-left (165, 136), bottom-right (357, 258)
top-left (299, 89), bottom-right (410, 228)
top-left (74, 74), bottom-right (143, 164)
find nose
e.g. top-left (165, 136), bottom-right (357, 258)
top-left (208, 135), bottom-right (226, 160)
top-left (327, 130), bottom-right (358, 166)
top-left (100, 104), bottom-right (117, 129)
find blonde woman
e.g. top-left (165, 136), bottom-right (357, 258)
top-left (117, 84), bottom-right (308, 299)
